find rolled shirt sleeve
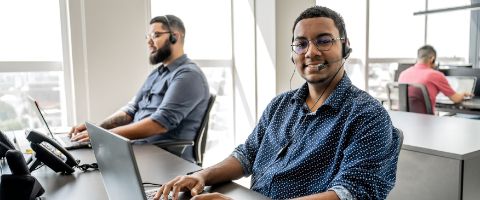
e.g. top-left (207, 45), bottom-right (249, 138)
top-left (149, 68), bottom-right (208, 131)
top-left (121, 95), bottom-right (140, 117)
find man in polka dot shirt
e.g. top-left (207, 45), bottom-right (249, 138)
top-left (155, 6), bottom-right (401, 200)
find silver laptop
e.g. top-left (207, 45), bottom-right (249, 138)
top-left (86, 122), bottom-right (166, 200)
top-left (28, 96), bottom-right (90, 150)
top-left (437, 76), bottom-right (476, 101)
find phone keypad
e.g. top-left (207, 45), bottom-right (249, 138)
top-left (40, 142), bottom-right (67, 162)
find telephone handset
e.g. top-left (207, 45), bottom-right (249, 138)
top-left (26, 129), bottom-right (78, 174)
top-left (0, 130), bottom-right (16, 158)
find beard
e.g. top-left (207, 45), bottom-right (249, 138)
top-left (149, 42), bottom-right (172, 65)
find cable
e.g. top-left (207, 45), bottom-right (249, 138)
top-left (75, 161), bottom-right (98, 172)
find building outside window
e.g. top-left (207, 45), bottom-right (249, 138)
top-left (0, 0), bottom-right (66, 131)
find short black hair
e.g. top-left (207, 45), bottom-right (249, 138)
top-left (150, 15), bottom-right (186, 36)
top-left (417, 45), bottom-right (436, 60)
top-left (292, 6), bottom-right (347, 41)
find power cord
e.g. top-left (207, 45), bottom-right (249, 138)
top-left (75, 160), bottom-right (98, 172)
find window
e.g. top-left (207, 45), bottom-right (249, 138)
top-left (0, 0), bottom-right (66, 131)
top-left (427, 0), bottom-right (470, 64)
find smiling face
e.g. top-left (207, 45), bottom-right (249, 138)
top-left (292, 17), bottom-right (344, 85)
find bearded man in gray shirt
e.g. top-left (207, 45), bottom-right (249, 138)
top-left (70, 15), bottom-right (209, 162)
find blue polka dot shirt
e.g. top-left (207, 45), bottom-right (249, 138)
top-left (232, 75), bottom-right (400, 200)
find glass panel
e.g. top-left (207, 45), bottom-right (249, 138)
top-left (199, 67), bottom-right (234, 166)
top-left (0, 71), bottom-right (65, 131)
top-left (150, 0), bottom-right (232, 60)
top-left (369, 0), bottom-right (426, 58)
top-left (368, 62), bottom-right (398, 100)
top-left (427, 0), bottom-right (470, 65)
top-left (0, 0), bottom-right (63, 61)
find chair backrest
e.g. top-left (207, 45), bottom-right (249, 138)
top-left (386, 82), bottom-right (433, 114)
top-left (394, 63), bottom-right (414, 81)
top-left (394, 127), bottom-right (404, 154)
top-left (193, 94), bottom-right (216, 166)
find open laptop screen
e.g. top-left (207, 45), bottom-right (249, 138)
top-left (437, 76), bottom-right (476, 100)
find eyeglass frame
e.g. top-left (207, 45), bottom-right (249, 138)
top-left (290, 35), bottom-right (345, 55)
top-left (145, 31), bottom-right (172, 40)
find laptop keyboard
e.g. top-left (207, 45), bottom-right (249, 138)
top-left (145, 189), bottom-right (173, 200)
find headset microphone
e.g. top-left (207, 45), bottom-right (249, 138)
top-left (313, 58), bottom-right (344, 71)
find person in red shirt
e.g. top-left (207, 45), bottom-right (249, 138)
top-left (399, 45), bottom-right (472, 113)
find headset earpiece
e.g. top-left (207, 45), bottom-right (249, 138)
top-left (169, 33), bottom-right (177, 44)
top-left (342, 38), bottom-right (352, 59)
top-left (163, 15), bottom-right (177, 44)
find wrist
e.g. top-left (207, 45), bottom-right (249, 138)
top-left (193, 169), bottom-right (210, 185)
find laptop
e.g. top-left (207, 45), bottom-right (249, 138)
top-left (86, 122), bottom-right (174, 200)
top-left (28, 96), bottom-right (90, 150)
top-left (437, 76), bottom-right (476, 102)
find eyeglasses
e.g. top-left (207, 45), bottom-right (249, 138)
top-left (291, 35), bottom-right (344, 55)
top-left (145, 31), bottom-right (171, 40)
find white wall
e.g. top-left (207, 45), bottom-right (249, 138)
top-left (67, 0), bottom-right (151, 124)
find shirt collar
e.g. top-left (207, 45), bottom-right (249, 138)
top-left (290, 74), bottom-right (352, 112)
top-left (413, 63), bottom-right (430, 69)
top-left (156, 54), bottom-right (189, 73)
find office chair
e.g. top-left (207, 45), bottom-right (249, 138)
top-left (393, 63), bottom-right (414, 82)
top-left (152, 94), bottom-right (216, 166)
top-left (386, 82), bottom-right (433, 115)
top-left (394, 127), bottom-right (404, 155)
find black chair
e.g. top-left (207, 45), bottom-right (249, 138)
top-left (152, 94), bottom-right (216, 166)
top-left (393, 63), bottom-right (414, 81)
top-left (394, 127), bottom-right (404, 154)
top-left (386, 82), bottom-right (433, 115)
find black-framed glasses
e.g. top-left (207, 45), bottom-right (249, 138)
top-left (291, 35), bottom-right (344, 54)
top-left (145, 31), bottom-right (171, 40)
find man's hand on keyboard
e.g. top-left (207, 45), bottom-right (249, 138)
top-left (154, 175), bottom-right (205, 200)
top-left (69, 124), bottom-right (90, 142)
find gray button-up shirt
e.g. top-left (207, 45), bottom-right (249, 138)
top-left (122, 54), bottom-right (209, 161)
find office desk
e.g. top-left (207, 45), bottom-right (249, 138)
top-left (436, 98), bottom-right (480, 115)
top-left (387, 111), bottom-right (480, 200)
top-left (2, 145), bottom-right (269, 200)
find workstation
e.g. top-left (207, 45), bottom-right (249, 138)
top-left (388, 111), bottom-right (480, 200)
top-left (1, 140), bottom-right (268, 200)
top-left (1, 0), bottom-right (480, 199)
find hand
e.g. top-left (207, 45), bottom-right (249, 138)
top-left (153, 175), bottom-right (205, 200)
top-left (70, 131), bottom-right (90, 142)
top-left (191, 193), bottom-right (233, 200)
top-left (464, 92), bottom-right (474, 98)
top-left (69, 124), bottom-right (90, 142)
top-left (69, 124), bottom-right (86, 137)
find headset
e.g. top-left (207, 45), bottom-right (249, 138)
top-left (342, 31), bottom-right (352, 59)
top-left (163, 15), bottom-right (177, 44)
